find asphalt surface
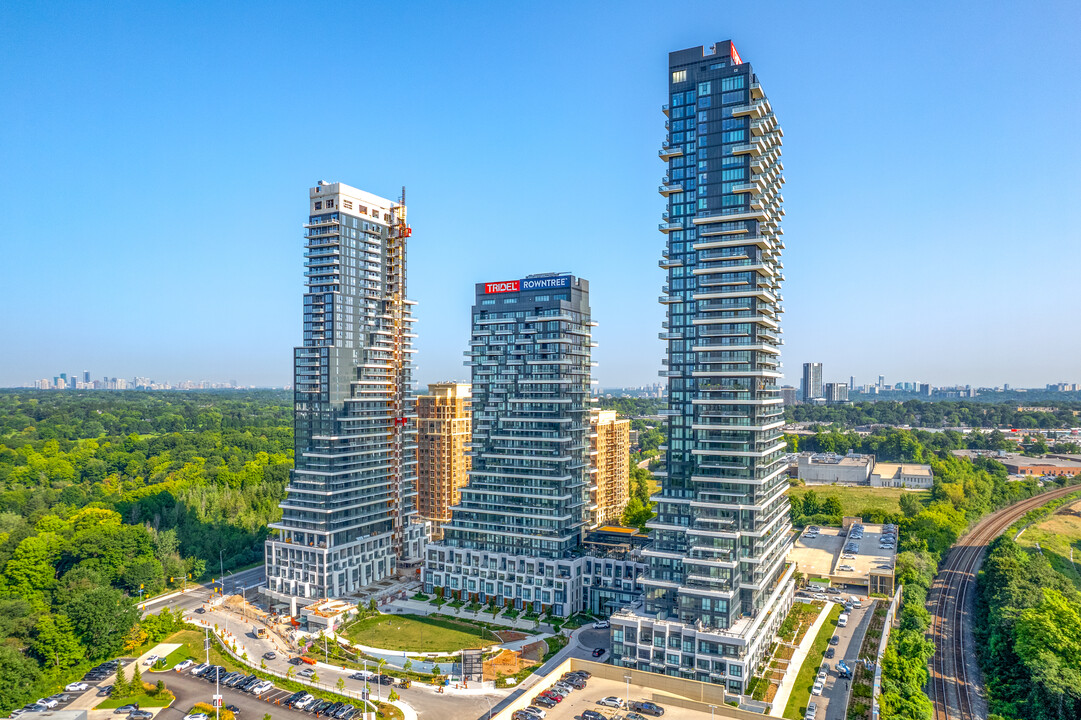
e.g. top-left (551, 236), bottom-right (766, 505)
top-left (798, 592), bottom-right (874, 720)
top-left (153, 671), bottom-right (315, 720)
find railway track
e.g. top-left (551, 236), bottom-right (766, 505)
top-left (928, 484), bottom-right (1081, 720)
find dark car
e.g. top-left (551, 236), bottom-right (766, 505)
top-left (631, 701), bottom-right (666, 716)
top-left (570, 670), bottom-right (592, 679)
top-left (532, 696), bottom-right (556, 709)
top-left (323, 702), bottom-right (343, 717)
top-left (310, 701), bottom-right (331, 715)
top-left (825, 647), bottom-right (836, 659)
top-left (283, 692), bottom-right (306, 707)
top-left (377, 674), bottom-right (395, 685)
top-left (828, 635), bottom-right (840, 646)
top-left (225, 706), bottom-right (241, 715)
top-left (97, 686), bottom-right (114, 697)
top-left (592, 647), bottom-right (606, 657)
top-left (582, 711), bottom-right (606, 720)
top-left (334, 704), bottom-right (355, 719)
top-left (195, 607), bottom-right (205, 614)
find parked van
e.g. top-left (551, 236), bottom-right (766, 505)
top-left (837, 613), bottom-right (849, 628)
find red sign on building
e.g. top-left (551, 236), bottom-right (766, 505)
top-left (484, 280), bottom-right (520, 294)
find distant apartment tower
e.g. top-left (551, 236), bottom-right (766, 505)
top-left (877, 374), bottom-right (885, 389)
top-left (780, 385), bottom-right (798, 406)
top-left (802, 362), bottom-right (824, 401)
top-left (591, 409), bottom-right (631, 526)
top-left (849, 375), bottom-right (855, 390)
top-left (416, 382), bottom-right (472, 540)
top-left (264, 181), bottom-right (424, 607)
top-left (611, 42), bottom-right (793, 694)
top-left (825, 382), bottom-right (848, 403)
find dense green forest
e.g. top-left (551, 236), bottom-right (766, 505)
top-left (596, 396), bottom-right (666, 417)
top-left (975, 534), bottom-right (1081, 720)
top-left (787, 400), bottom-right (1081, 429)
top-left (844, 428), bottom-right (1081, 720)
top-left (0, 391), bottom-right (294, 713)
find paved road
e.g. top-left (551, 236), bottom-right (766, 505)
top-left (805, 594), bottom-right (873, 720)
top-left (153, 670), bottom-right (314, 720)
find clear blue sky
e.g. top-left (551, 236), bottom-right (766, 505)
top-left (2, 1), bottom-right (1079, 389)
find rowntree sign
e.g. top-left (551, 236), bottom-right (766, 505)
top-left (484, 275), bottom-right (571, 294)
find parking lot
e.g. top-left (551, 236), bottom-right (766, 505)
top-left (511, 674), bottom-right (722, 720)
top-left (789, 523), bottom-right (896, 591)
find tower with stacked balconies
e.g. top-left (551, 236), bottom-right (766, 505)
top-left (610, 42), bottom-right (794, 694)
top-left (263, 181), bottom-right (426, 608)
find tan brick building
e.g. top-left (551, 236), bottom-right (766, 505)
top-left (416, 382), bottom-right (471, 539)
top-left (591, 409), bottom-right (631, 526)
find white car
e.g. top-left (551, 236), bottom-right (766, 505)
top-left (142, 655), bottom-right (159, 666)
top-left (174, 660), bottom-right (194, 671)
top-left (816, 670), bottom-right (827, 682)
top-left (64, 683), bottom-right (89, 692)
top-left (184, 714), bottom-right (209, 720)
top-left (598, 697), bottom-right (624, 708)
top-left (522, 709), bottom-right (546, 719)
top-left (35, 699), bottom-right (59, 709)
top-left (294, 695), bottom-right (315, 710)
top-left (252, 681), bottom-right (273, 694)
top-left (811, 681), bottom-right (824, 696)
top-left (592, 620), bottom-right (610, 629)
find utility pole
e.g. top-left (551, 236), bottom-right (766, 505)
top-left (624, 675), bottom-right (632, 709)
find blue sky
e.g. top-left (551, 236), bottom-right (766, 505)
top-left (1, 1), bottom-right (1079, 389)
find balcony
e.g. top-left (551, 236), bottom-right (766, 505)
top-left (662, 103), bottom-right (670, 117)
top-left (658, 222), bottom-right (682, 234)
top-left (659, 145), bottom-right (683, 161)
top-left (659, 256), bottom-right (683, 269)
top-left (658, 179), bottom-right (684, 196)
top-left (750, 82), bottom-right (764, 100)
top-left (659, 332), bottom-right (680, 340)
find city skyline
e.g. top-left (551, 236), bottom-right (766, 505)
top-left (2, 2), bottom-right (1080, 389)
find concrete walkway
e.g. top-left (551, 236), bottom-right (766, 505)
top-left (770, 603), bottom-right (832, 717)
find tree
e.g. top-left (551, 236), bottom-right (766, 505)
top-left (113, 663), bottom-right (129, 698)
top-left (286, 665), bottom-right (295, 679)
top-left (336, 677), bottom-right (345, 691)
top-left (621, 496), bottom-right (653, 531)
top-left (899, 492), bottom-right (923, 518)
top-left (0, 645), bottom-right (43, 714)
top-left (131, 659), bottom-right (143, 693)
top-left (263, 715), bottom-right (272, 720)
top-left (155, 680), bottom-right (166, 696)
top-left (802, 489), bottom-right (820, 516)
top-left (310, 671), bottom-right (318, 683)
top-left (403, 659), bottom-right (412, 673)
top-left (821, 496), bottom-right (843, 517)
top-left (29, 613), bottom-right (83, 670)
top-left (64, 586), bottom-right (139, 660)
top-left (431, 664), bottom-right (441, 676)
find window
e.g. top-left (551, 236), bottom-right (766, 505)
top-left (721, 75), bottom-right (744, 91)
top-left (672, 69), bottom-right (687, 83)
top-left (722, 168), bottom-right (746, 181)
top-left (697, 81), bottom-right (711, 95)
top-left (326, 199), bottom-right (335, 208)
top-left (314, 201), bottom-right (322, 210)
top-left (722, 130), bottom-right (745, 143)
top-left (721, 90), bottom-right (745, 105)
top-left (481, 299), bottom-right (496, 305)
top-left (343, 200), bottom-right (353, 210)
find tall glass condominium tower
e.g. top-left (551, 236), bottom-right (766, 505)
top-left (264, 181), bottom-right (425, 606)
top-left (611, 42), bottom-right (794, 693)
top-left (440, 274), bottom-right (593, 559)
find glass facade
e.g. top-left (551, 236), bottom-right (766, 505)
top-left (440, 276), bottom-right (593, 558)
top-left (612, 42), bottom-right (793, 694)
top-left (265, 182), bottom-right (424, 603)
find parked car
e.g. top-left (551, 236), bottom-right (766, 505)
top-left (294, 694), bottom-right (315, 710)
top-left (519, 708), bottom-right (545, 719)
top-left (251, 681), bottom-right (274, 695)
top-left (630, 701), bottom-right (666, 716)
top-left (98, 685), bottom-right (114, 697)
top-left (174, 660), bottom-right (194, 672)
top-left (532, 696), bottom-right (556, 708)
top-left (64, 682), bottom-right (89, 692)
top-left (825, 587), bottom-right (840, 595)
top-left (195, 607), bottom-right (205, 614)
top-left (592, 620), bottom-right (610, 629)
top-left (297, 667), bottom-right (315, 678)
top-left (539, 691), bottom-right (562, 702)
top-left (825, 647), bottom-right (835, 659)
top-left (377, 674), bottom-right (395, 685)
top-left (592, 647), bottom-right (606, 657)
top-left (334, 704), bottom-right (355, 719)
top-left (189, 663), bottom-right (209, 675)
top-left (581, 712), bottom-right (606, 720)
top-left (829, 635), bottom-right (839, 645)
top-left (35, 699), bottom-right (58, 710)
top-left (114, 706), bottom-right (138, 715)
top-left (598, 697), bottom-right (624, 708)
top-left (225, 705), bottom-right (241, 715)
top-left (625, 713), bottom-right (648, 720)
top-left (322, 702), bottom-right (343, 716)
top-left (184, 713), bottom-right (209, 720)
top-left (805, 701), bottom-right (818, 719)
top-left (130, 711), bottom-right (154, 720)
top-left (838, 613), bottom-right (849, 627)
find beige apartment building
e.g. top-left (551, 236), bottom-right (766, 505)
top-left (591, 409), bottom-right (631, 526)
top-left (416, 382), bottom-right (471, 540)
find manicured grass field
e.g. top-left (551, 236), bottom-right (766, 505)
top-left (789, 485), bottom-right (930, 520)
top-left (155, 628), bottom-right (237, 672)
top-left (342, 613), bottom-right (499, 652)
top-left (783, 604), bottom-right (842, 720)
top-left (1016, 499), bottom-right (1081, 590)
top-left (156, 638), bottom-right (196, 670)
top-left (96, 691), bottom-right (175, 709)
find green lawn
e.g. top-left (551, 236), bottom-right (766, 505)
top-left (789, 485), bottom-right (930, 521)
top-left (342, 613), bottom-right (499, 652)
top-left (155, 640), bottom-right (195, 670)
top-left (1016, 499), bottom-right (1081, 590)
top-left (97, 691), bottom-right (174, 709)
top-left (783, 604), bottom-right (842, 720)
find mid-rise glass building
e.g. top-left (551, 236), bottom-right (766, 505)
top-left (611, 42), bottom-right (794, 694)
top-left (264, 181), bottom-right (425, 608)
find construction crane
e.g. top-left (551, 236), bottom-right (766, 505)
top-left (386, 187), bottom-right (411, 554)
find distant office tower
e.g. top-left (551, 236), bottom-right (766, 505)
top-left (802, 362), bottom-right (823, 401)
top-left (877, 374), bottom-right (885, 389)
top-left (612, 42), bottom-right (792, 694)
top-left (825, 382), bottom-right (849, 403)
top-left (416, 382), bottom-right (472, 541)
top-left (591, 409), bottom-right (631, 526)
top-left (780, 385), bottom-right (798, 406)
top-left (425, 274), bottom-right (644, 615)
top-left (849, 375), bottom-right (855, 390)
top-left (83, 371), bottom-right (90, 384)
top-left (264, 181), bottom-right (424, 607)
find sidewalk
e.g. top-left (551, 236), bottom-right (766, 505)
top-left (769, 603), bottom-right (832, 717)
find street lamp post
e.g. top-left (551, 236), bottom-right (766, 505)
top-left (483, 695), bottom-right (492, 719)
top-left (709, 704), bottom-right (717, 720)
top-left (624, 675), bottom-right (632, 709)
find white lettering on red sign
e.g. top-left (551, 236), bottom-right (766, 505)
top-left (485, 281), bottom-right (520, 294)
